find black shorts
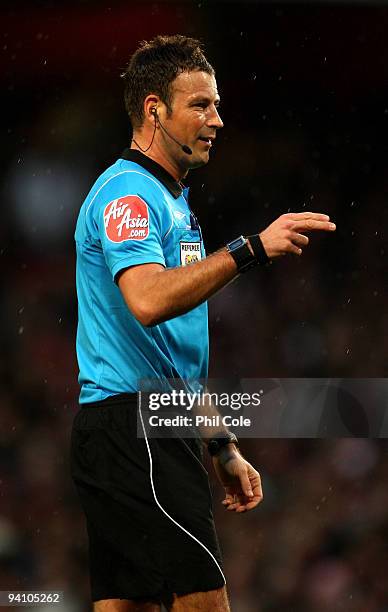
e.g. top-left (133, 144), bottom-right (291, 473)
top-left (70, 393), bottom-right (225, 603)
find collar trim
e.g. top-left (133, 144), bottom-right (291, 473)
top-left (120, 148), bottom-right (183, 199)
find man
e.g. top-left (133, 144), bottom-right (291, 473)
top-left (71, 35), bottom-right (336, 612)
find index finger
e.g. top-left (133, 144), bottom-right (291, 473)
top-left (235, 494), bottom-right (263, 512)
top-left (285, 212), bottom-right (331, 221)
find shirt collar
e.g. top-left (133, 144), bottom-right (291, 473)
top-left (120, 148), bottom-right (183, 199)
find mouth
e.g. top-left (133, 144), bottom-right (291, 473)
top-left (198, 136), bottom-right (215, 147)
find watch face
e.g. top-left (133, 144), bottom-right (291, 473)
top-left (228, 236), bottom-right (246, 251)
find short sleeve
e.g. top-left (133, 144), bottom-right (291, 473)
top-left (91, 171), bottom-right (172, 281)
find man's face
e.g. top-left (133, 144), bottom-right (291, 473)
top-left (161, 70), bottom-right (223, 171)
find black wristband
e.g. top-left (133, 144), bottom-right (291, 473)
top-left (208, 431), bottom-right (239, 456)
top-left (247, 234), bottom-right (270, 265)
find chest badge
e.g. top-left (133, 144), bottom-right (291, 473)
top-left (180, 241), bottom-right (202, 266)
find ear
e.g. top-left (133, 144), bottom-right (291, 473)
top-left (144, 95), bottom-right (160, 126)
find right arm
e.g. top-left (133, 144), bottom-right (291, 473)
top-left (118, 246), bottom-right (237, 327)
top-left (118, 212), bottom-right (336, 326)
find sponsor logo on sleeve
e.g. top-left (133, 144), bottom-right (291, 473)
top-left (180, 241), bottom-right (202, 266)
top-left (103, 195), bottom-right (149, 242)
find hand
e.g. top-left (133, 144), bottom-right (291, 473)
top-left (212, 446), bottom-right (263, 513)
top-left (259, 212), bottom-right (336, 259)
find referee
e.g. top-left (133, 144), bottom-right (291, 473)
top-left (71, 35), bottom-right (336, 611)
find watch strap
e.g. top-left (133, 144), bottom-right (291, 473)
top-left (208, 431), bottom-right (239, 456)
top-left (226, 237), bottom-right (257, 273)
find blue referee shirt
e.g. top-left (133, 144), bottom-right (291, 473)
top-left (75, 149), bottom-right (208, 403)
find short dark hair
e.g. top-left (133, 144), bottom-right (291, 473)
top-left (121, 35), bottom-right (215, 129)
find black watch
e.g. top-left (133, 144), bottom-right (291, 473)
top-left (208, 431), bottom-right (239, 456)
top-left (226, 235), bottom-right (257, 273)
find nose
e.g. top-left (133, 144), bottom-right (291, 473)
top-left (208, 106), bottom-right (224, 130)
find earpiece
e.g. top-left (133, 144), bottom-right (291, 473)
top-left (145, 106), bottom-right (192, 155)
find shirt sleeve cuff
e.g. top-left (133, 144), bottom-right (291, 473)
top-left (111, 255), bottom-right (166, 283)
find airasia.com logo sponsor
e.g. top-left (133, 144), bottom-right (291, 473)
top-left (104, 195), bottom-right (149, 242)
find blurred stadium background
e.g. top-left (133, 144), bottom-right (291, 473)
top-left (1, 1), bottom-right (387, 610)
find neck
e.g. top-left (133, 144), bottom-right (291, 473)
top-left (131, 132), bottom-right (187, 181)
